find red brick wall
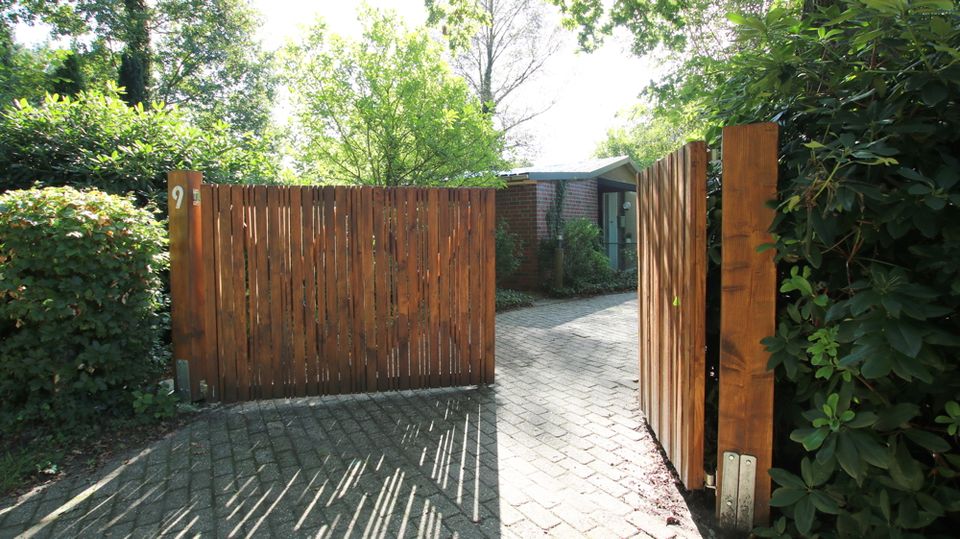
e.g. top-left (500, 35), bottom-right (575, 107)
top-left (496, 179), bottom-right (600, 290)
top-left (495, 183), bottom-right (541, 289)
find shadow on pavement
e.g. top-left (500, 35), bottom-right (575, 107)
top-left (0, 387), bottom-right (501, 538)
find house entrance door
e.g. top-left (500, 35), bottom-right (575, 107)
top-left (603, 192), bottom-right (619, 269)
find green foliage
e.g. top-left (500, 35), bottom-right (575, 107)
top-left (547, 0), bottom-right (765, 56)
top-left (132, 387), bottom-right (179, 420)
top-left (675, 2), bottom-right (960, 536)
top-left (4, 0), bottom-right (277, 135)
top-left (539, 218), bottom-right (633, 296)
top-left (495, 219), bottom-right (524, 284)
top-left (0, 89), bottom-right (280, 206)
top-left (594, 104), bottom-right (698, 169)
top-left (285, 9), bottom-right (504, 186)
top-left (0, 187), bottom-right (168, 429)
top-left (151, 0), bottom-right (277, 135)
top-left (51, 51), bottom-right (86, 97)
top-left (495, 288), bottom-right (535, 312)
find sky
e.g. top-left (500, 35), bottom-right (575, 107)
top-left (16, 0), bottom-right (662, 166)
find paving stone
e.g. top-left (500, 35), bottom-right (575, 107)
top-left (0, 293), bottom-right (705, 538)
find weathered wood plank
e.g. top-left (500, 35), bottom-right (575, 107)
top-left (718, 122), bottom-right (778, 525)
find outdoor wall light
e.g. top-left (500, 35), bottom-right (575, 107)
top-left (622, 201), bottom-right (632, 210)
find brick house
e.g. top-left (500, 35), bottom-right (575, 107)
top-left (496, 155), bottom-right (640, 290)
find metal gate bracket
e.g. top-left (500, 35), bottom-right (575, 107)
top-left (718, 451), bottom-right (757, 531)
top-left (175, 359), bottom-right (191, 401)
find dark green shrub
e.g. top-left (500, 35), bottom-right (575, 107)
top-left (495, 288), bottom-right (535, 312)
top-left (0, 186), bottom-right (167, 428)
top-left (0, 88), bottom-right (280, 207)
top-left (495, 219), bottom-right (524, 284)
top-left (666, 2), bottom-right (960, 536)
top-left (539, 218), bottom-right (617, 294)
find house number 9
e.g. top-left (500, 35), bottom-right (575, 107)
top-left (171, 185), bottom-right (184, 210)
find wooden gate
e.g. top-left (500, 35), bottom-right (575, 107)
top-left (637, 141), bottom-right (708, 491)
top-left (168, 173), bottom-right (496, 403)
top-left (636, 123), bottom-right (778, 529)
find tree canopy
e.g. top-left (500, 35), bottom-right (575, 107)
top-left (427, 0), bottom-right (563, 164)
top-left (0, 0), bottom-right (276, 134)
top-left (285, 10), bottom-right (504, 187)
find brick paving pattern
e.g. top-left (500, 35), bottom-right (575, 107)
top-left (0, 293), bottom-right (702, 538)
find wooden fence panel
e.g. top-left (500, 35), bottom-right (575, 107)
top-left (636, 142), bottom-right (707, 491)
top-left (170, 179), bottom-right (496, 402)
top-left (717, 123), bottom-right (778, 526)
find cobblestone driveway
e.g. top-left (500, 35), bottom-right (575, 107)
top-left (0, 293), bottom-right (702, 538)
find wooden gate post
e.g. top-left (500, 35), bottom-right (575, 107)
top-left (717, 123), bottom-right (779, 529)
top-left (168, 170), bottom-right (206, 401)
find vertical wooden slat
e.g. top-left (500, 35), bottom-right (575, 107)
top-left (243, 187), bottom-right (258, 400)
top-left (457, 193), bottom-right (469, 385)
top-left (281, 187), bottom-right (294, 396)
top-left (373, 188), bottom-right (389, 390)
top-left (215, 186), bottom-right (237, 402)
top-left (322, 186), bottom-right (337, 395)
top-left (439, 191), bottom-right (452, 387)
top-left (230, 186), bottom-right (250, 401)
top-left (333, 186), bottom-right (348, 394)
top-left (361, 187), bottom-right (378, 392)
top-left (199, 184), bottom-right (219, 401)
top-left (266, 186), bottom-right (283, 398)
top-left (427, 189), bottom-right (441, 387)
top-left (467, 190), bottom-right (481, 385)
top-left (303, 188), bottom-right (319, 396)
top-left (637, 168), bottom-right (647, 420)
top-left (718, 123), bottom-right (778, 525)
top-left (686, 143), bottom-right (708, 491)
top-left (395, 190), bottom-right (411, 390)
top-left (252, 187), bottom-right (270, 399)
top-left (483, 189), bottom-right (496, 384)
top-left (407, 189), bottom-right (423, 388)
top-left (348, 188), bottom-right (364, 392)
top-left (289, 187), bottom-right (307, 396)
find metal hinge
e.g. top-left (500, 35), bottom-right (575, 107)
top-left (175, 359), bottom-right (191, 401)
top-left (719, 451), bottom-right (756, 531)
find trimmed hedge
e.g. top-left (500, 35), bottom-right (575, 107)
top-left (0, 187), bottom-right (167, 428)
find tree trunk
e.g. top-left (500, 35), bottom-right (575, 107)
top-left (118, 0), bottom-right (150, 106)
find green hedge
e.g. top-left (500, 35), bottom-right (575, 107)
top-left (0, 187), bottom-right (167, 428)
top-left (0, 89), bottom-right (280, 207)
top-left (677, 2), bottom-right (960, 536)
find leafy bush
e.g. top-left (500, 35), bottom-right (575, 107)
top-left (0, 88), bottom-right (280, 207)
top-left (539, 218), bottom-right (620, 295)
top-left (0, 187), bottom-right (168, 429)
top-left (495, 288), bottom-right (535, 312)
top-left (132, 387), bottom-right (179, 420)
top-left (668, 2), bottom-right (960, 536)
top-left (495, 219), bottom-right (524, 284)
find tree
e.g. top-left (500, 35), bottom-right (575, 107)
top-left (285, 10), bottom-right (503, 187)
top-left (1, 0), bottom-right (276, 134)
top-left (594, 104), bottom-right (696, 169)
top-left (427, 0), bottom-right (563, 163)
top-left (117, 0), bottom-right (150, 106)
top-left (151, 0), bottom-right (276, 134)
top-left (545, 0), bottom-right (768, 57)
top-left (51, 50), bottom-right (86, 96)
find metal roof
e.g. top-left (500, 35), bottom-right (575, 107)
top-left (498, 155), bottom-right (639, 181)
